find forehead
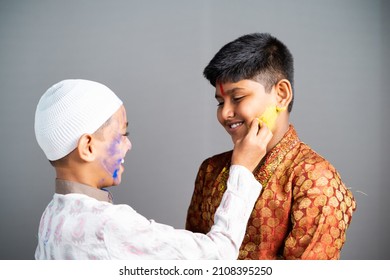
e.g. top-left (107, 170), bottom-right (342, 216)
top-left (106, 105), bottom-right (127, 130)
top-left (113, 105), bottom-right (127, 121)
top-left (216, 79), bottom-right (266, 96)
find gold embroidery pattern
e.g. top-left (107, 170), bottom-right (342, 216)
top-left (186, 125), bottom-right (356, 259)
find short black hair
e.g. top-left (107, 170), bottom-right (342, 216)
top-left (203, 33), bottom-right (294, 112)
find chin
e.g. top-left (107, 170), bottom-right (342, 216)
top-left (111, 167), bottom-right (124, 185)
top-left (230, 133), bottom-right (244, 145)
top-left (112, 177), bottom-right (122, 186)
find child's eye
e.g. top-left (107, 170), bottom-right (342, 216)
top-left (216, 98), bottom-right (224, 107)
top-left (233, 96), bottom-right (244, 102)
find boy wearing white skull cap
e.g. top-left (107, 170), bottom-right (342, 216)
top-left (34, 79), bottom-right (272, 259)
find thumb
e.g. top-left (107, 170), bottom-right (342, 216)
top-left (248, 118), bottom-right (260, 136)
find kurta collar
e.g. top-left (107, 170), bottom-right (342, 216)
top-left (55, 179), bottom-right (113, 203)
top-left (255, 124), bottom-right (300, 185)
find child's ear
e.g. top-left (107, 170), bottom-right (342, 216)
top-left (77, 134), bottom-right (96, 162)
top-left (275, 79), bottom-right (293, 109)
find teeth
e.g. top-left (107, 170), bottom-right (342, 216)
top-left (121, 159), bottom-right (125, 164)
top-left (230, 122), bottom-right (243, 129)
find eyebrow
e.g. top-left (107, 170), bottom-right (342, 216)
top-left (215, 87), bottom-right (245, 98)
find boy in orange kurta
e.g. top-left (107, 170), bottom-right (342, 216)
top-left (185, 33), bottom-right (356, 259)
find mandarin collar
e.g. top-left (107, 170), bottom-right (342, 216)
top-left (255, 124), bottom-right (300, 185)
top-left (55, 179), bottom-right (113, 203)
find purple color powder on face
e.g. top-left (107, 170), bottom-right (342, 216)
top-left (108, 135), bottom-right (122, 156)
top-left (103, 134), bottom-right (123, 179)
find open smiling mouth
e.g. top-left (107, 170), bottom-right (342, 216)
top-left (228, 121), bottom-right (244, 129)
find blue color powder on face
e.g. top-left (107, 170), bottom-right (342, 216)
top-left (112, 168), bottom-right (119, 179)
top-left (106, 134), bottom-right (123, 180)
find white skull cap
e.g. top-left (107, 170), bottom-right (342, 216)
top-left (34, 79), bottom-right (123, 161)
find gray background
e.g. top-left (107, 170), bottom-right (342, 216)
top-left (0, 0), bottom-right (389, 260)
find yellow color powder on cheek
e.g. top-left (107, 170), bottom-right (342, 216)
top-left (257, 105), bottom-right (286, 130)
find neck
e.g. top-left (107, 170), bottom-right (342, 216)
top-left (55, 165), bottom-right (98, 188)
top-left (266, 113), bottom-right (290, 152)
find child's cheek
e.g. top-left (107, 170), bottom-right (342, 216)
top-left (102, 135), bottom-right (123, 178)
top-left (257, 105), bottom-right (286, 131)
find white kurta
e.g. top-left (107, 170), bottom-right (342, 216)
top-left (35, 165), bottom-right (261, 259)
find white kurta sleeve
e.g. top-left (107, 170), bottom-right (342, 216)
top-left (104, 165), bottom-right (261, 259)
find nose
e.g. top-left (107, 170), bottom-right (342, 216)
top-left (220, 101), bottom-right (234, 120)
top-left (125, 137), bottom-right (132, 151)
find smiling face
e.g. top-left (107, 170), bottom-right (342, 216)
top-left (94, 105), bottom-right (132, 187)
top-left (215, 79), bottom-right (277, 144)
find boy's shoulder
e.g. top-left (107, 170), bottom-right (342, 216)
top-left (290, 141), bottom-right (341, 180)
top-left (201, 150), bottom-right (233, 166)
top-left (296, 142), bottom-right (332, 164)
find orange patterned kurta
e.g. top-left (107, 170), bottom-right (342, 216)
top-left (186, 125), bottom-right (356, 259)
